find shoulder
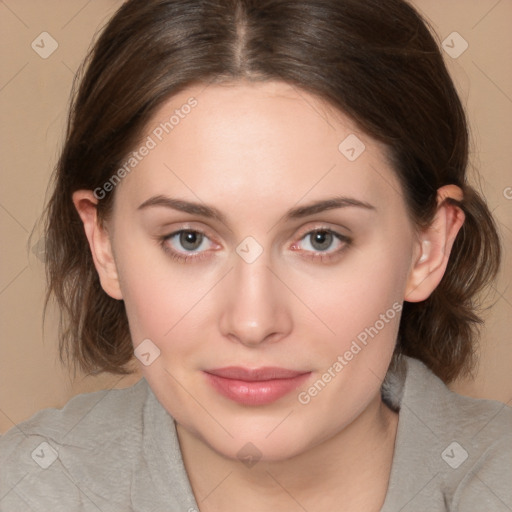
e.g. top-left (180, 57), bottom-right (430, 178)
top-left (395, 356), bottom-right (512, 510)
top-left (0, 378), bottom-right (149, 511)
top-left (451, 427), bottom-right (512, 511)
top-left (1, 377), bottom-right (149, 447)
top-left (403, 356), bottom-right (512, 439)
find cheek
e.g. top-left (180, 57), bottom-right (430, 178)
top-left (121, 273), bottom-right (202, 348)
top-left (114, 235), bottom-right (191, 342)
top-left (295, 238), bottom-right (410, 358)
top-left (115, 238), bottom-right (223, 367)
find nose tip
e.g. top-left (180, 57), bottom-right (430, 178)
top-left (225, 319), bottom-right (284, 348)
top-left (226, 331), bottom-right (275, 348)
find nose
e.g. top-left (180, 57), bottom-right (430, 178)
top-left (218, 252), bottom-right (293, 348)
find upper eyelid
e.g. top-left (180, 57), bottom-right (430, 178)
top-left (164, 224), bottom-right (348, 238)
top-left (295, 225), bottom-right (350, 239)
top-left (163, 222), bottom-right (216, 240)
top-left (157, 210), bottom-right (356, 239)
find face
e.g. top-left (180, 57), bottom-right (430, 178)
top-left (103, 81), bottom-right (419, 461)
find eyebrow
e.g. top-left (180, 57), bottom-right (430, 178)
top-left (137, 194), bottom-right (376, 224)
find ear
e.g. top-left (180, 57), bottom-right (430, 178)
top-left (72, 190), bottom-right (123, 300)
top-left (404, 185), bottom-right (465, 302)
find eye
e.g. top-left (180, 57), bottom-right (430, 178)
top-left (290, 228), bottom-right (351, 262)
top-left (160, 229), bottom-right (216, 262)
top-left (159, 227), bottom-right (351, 264)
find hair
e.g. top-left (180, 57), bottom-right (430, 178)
top-left (44, 0), bottom-right (501, 384)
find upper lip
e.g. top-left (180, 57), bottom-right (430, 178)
top-left (205, 367), bottom-right (309, 381)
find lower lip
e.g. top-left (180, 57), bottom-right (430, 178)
top-left (204, 372), bottom-right (311, 406)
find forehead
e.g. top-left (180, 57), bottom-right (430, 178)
top-left (114, 81), bottom-right (405, 217)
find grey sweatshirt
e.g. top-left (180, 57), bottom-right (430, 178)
top-left (0, 356), bottom-right (511, 511)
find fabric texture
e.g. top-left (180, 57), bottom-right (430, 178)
top-left (1, 355), bottom-right (511, 511)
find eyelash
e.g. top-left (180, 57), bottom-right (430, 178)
top-left (159, 227), bottom-right (352, 264)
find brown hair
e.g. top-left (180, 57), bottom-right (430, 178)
top-left (44, 0), bottom-right (501, 383)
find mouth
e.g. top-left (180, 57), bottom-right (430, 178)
top-left (203, 366), bottom-right (311, 406)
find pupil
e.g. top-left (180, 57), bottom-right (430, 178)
top-left (311, 231), bottom-right (332, 251)
top-left (180, 231), bottom-right (202, 250)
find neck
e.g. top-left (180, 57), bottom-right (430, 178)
top-left (177, 395), bottom-right (399, 512)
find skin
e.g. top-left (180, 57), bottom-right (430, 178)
top-left (74, 81), bottom-right (465, 511)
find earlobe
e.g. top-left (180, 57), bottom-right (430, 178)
top-left (72, 190), bottom-right (123, 300)
top-left (404, 185), bottom-right (465, 302)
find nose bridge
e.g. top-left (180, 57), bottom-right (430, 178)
top-left (219, 246), bottom-right (292, 346)
top-left (235, 253), bottom-right (275, 304)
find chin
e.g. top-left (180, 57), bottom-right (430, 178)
top-left (190, 417), bottom-right (322, 464)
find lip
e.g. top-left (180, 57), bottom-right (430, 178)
top-left (204, 366), bottom-right (311, 406)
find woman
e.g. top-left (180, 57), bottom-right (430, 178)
top-left (1, 0), bottom-right (510, 510)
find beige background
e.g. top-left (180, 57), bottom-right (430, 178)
top-left (0, 1), bottom-right (511, 435)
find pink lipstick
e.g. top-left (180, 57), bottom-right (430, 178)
top-left (204, 366), bottom-right (311, 406)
